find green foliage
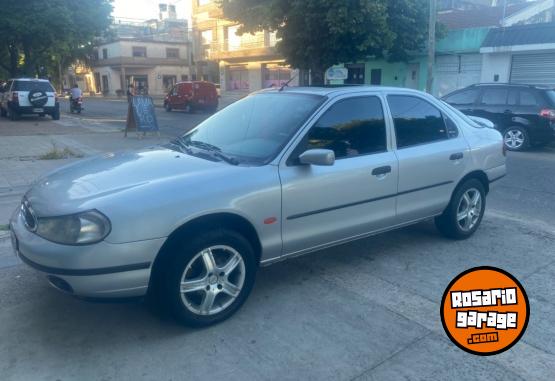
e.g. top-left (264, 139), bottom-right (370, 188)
top-left (0, 0), bottom-right (113, 82)
top-left (221, 0), bottom-right (431, 83)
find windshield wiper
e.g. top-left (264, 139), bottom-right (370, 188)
top-left (185, 139), bottom-right (240, 165)
top-left (168, 138), bottom-right (192, 154)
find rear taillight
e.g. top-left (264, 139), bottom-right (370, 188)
top-left (539, 109), bottom-right (555, 120)
top-left (11, 92), bottom-right (18, 103)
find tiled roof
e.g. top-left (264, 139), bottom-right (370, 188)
top-left (438, 2), bottom-right (536, 29)
top-left (481, 22), bottom-right (555, 47)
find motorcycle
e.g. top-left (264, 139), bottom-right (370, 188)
top-left (70, 97), bottom-right (83, 114)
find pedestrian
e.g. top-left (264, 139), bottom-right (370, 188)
top-left (127, 85), bottom-right (134, 103)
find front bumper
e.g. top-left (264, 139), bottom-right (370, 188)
top-left (9, 207), bottom-right (166, 298)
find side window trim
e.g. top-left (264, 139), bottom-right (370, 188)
top-left (386, 93), bottom-right (450, 150)
top-left (285, 93), bottom-right (390, 166)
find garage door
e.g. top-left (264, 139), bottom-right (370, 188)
top-left (510, 53), bottom-right (555, 87)
top-left (434, 54), bottom-right (482, 97)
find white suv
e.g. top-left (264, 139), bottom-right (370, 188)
top-left (0, 78), bottom-right (60, 120)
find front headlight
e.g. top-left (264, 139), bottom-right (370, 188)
top-left (35, 210), bottom-right (111, 245)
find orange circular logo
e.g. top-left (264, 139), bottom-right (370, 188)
top-left (441, 267), bottom-right (529, 356)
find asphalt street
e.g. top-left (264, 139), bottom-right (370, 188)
top-left (58, 97), bottom-right (216, 137)
top-left (0, 99), bottom-right (554, 380)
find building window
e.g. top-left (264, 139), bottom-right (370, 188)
top-left (181, 75), bottom-right (189, 81)
top-left (163, 75), bottom-right (177, 91)
top-left (92, 50), bottom-right (99, 61)
top-left (159, 4), bottom-right (167, 11)
top-left (169, 5), bottom-right (176, 12)
top-left (264, 64), bottom-right (291, 88)
top-left (132, 46), bottom-right (147, 58)
top-left (166, 48), bottom-right (179, 59)
top-left (102, 48), bottom-right (108, 59)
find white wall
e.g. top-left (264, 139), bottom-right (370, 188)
top-left (480, 53), bottom-right (511, 83)
top-left (97, 40), bottom-right (189, 60)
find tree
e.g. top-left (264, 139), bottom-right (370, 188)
top-left (0, 0), bottom-right (112, 86)
top-left (220, 0), bottom-right (431, 84)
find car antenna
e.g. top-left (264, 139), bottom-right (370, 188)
top-left (279, 75), bottom-right (297, 92)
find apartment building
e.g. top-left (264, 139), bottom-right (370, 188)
top-left (191, 0), bottom-right (298, 94)
top-left (90, 5), bottom-right (192, 96)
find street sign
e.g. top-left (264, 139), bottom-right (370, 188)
top-left (326, 67), bottom-right (348, 81)
top-left (125, 96), bottom-right (160, 137)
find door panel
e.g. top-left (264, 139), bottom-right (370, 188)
top-left (395, 138), bottom-right (469, 222)
top-left (280, 95), bottom-right (398, 254)
top-left (388, 94), bottom-right (470, 222)
top-left (281, 152), bottom-right (398, 254)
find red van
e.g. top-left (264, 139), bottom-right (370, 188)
top-left (164, 81), bottom-right (219, 113)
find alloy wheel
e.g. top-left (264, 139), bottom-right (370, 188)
top-left (179, 245), bottom-right (246, 316)
top-left (504, 129), bottom-right (525, 150)
top-left (456, 188), bottom-right (482, 232)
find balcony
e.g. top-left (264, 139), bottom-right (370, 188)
top-left (202, 35), bottom-right (279, 61)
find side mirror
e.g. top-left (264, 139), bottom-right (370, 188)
top-left (298, 149), bottom-right (335, 166)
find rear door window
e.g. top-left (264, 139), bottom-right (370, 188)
top-left (519, 91), bottom-right (538, 106)
top-left (546, 90), bottom-right (555, 106)
top-left (507, 90), bottom-right (518, 106)
top-left (388, 95), bottom-right (448, 148)
top-left (13, 81), bottom-right (55, 92)
top-left (481, 88), bottom-right (508, 105)
top-left (443, 89), bottom-right (479, 105)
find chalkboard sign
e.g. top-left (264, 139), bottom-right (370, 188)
top-left (125, 96), bottom-right (159, 137)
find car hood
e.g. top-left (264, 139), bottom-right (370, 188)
top-left (25, 146), bottom-right (230, 215)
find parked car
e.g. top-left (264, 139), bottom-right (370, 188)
top-left (164, 81), bottom-right (218, 113)
top-left (0, 78), bottom-right (60, 120)
top-left (10, 87), bottom-right (506, 327)
top-left (442, 83), bottom-right (555, 151)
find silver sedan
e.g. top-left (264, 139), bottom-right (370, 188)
top-left (10, 86), bottom-right (506, 326)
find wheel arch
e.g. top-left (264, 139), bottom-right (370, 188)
top-left (455, 170), bottom-right (490, 195)
top-left (149, 212), bottom-right (263, 289)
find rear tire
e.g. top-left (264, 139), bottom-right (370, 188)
top-left (435, 178), bottom-right (486, 240)
top-left (157, 229), bottom-right (257, 327)
top-left (164, 103), bottom-right (172, 112)
top-left (503, 126), bottom-right (529, 152)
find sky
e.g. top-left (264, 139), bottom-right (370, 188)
top-left (112, 0), bottom-right (190, 21)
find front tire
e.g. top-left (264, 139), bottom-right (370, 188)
top-left (503, 126), bottom-right (529, 151)
top-left (159, 229), bottom-right (256, 327)
top-left (164, 103), bottom-right (172, 112)
top-left (435, 179), bottom-right (486, 240)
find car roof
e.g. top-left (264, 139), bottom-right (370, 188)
top-left (257, 85), bottom-right (424, 97)
top-left (469, 83), bottom-right (553, 90)
top-left (9, 78), bottom-right (52, 83)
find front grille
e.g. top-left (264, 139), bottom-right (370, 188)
top-left (21, 200), bottom-right (37, 231)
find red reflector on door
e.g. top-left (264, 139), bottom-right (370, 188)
top-left (264, 217), bottom-right (277, 225)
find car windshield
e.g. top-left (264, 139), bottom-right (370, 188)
top-left (13, 81), bottom-right (55, 92)
top-left (546, 90), bottom-right (555, 106)
top-left (180, 92), bottom-right (325, 165)
top-left (441, 100), bottom-right (484, 128)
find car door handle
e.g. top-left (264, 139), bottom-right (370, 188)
top-left (450, 152), bottom-right (464, 161)
top-left (372, 166), bottom-right (392, 176)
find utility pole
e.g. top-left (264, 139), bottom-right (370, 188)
top-left (426, 0), bottom-right (437, 94)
